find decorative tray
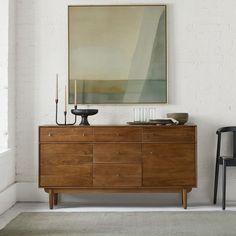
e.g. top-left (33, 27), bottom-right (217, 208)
top-left (127, 121), bottom-right (155, 125)
top-left (149, 119), bottom-right (175, 125)
top-left (127, 119), bottom-right (177, 125)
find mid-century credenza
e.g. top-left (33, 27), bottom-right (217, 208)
top-left (39, 124), bottom-right (197, 209)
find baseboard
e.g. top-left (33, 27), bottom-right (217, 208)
top-left (0, 183), bottom-right (16, 215)
top-left (16, 182), bottom-right (48, 202)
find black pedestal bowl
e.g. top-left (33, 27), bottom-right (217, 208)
top-left (71, 109), bottom-right (98, 126)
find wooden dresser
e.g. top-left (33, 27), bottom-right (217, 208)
top-left (39, 125), bottom-right (197, 209)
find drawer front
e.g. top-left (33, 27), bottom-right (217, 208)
top-left (142, 143), bottom-right (196, 187)
top-left (40, 144), bottom-right (93, 165)
top-left (93, 143), bottom-right (141, 163)
top-left (40, 143), bottom-right (93, 187)
top-left (93, 127), bottom-right (141, 142)
top-left (93, 164), bottom-right (141, 187)
top-left (142, 126), bottom-right (196, 143)
top-left (40, 164), bottom-right (92, 187)
top-left (40, 127), bottom-right (94, 142)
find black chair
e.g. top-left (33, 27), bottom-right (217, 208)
top-left (213, 127), bottom-right (236, 210)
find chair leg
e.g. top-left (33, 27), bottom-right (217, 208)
top-left (222, 160), bottom-right (227, 210)
top-left (213, 157), bottom-right (219, 204)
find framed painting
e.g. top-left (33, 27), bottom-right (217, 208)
top-left (68, 5), bottom-right (167, 104)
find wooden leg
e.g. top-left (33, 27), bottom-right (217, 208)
top-left (222, 160), bottom-right (226, 210)
top-left (54, 193), bottom-right (58, 206)
top-left (49, 189), bottom-right (54, 210)
top-left (213, 157), bottom-right (219, 204)
top-left (182, 189), bottom-right (187, 209)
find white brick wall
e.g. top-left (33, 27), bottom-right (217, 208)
top-left (0, 0), bottom-right (9, 150)
top-left (0, 86), bottom-right (8, 150)
top-left (0, 0), bottom-right (16, 214)
top-left (15, 0), bottom-right (236, 204)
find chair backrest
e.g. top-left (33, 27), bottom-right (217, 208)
top-left (216, 126), bottom-right (236, 158)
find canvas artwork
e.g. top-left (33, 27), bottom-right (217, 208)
top-left (68, 5), bottom-right (167, 104)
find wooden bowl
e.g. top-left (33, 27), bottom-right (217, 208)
top-left (166, 113), bottom-right (189, 125)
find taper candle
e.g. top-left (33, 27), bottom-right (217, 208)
top-left (56, 74), bottom-right (58, 100)
top-left (74, 80), bottom-right (77, 106)
top-left (65, 85), bottom-right (67, 112)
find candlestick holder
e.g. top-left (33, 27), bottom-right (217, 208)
top-left (55, 99), bottom-right (77, 125)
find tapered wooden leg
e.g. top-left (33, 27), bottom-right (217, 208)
top-left (182, 189), bottom-right (187, 209)
top-left (54, 193), bottom-right (58, 206)
top-left (49, 189), bottom-right (54, 209)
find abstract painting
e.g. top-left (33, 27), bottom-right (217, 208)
top-left (68, 5), bottom-right (167, 104)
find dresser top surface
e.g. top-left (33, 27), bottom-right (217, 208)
top-left (39, 124), bottom-right (196, 128)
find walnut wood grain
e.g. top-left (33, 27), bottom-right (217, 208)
top-left (142, 126), bottom-right (196, 143)
top-left (40, 144), bottom-right (93, 165)
top-left (45, 187), bottom-right (193, 193)
top-left (39, 125), bottom-right (197, 209)
top-left (142, 143), bottom-right (196, 187)
top-left (40, 127), bottom-right (94, 142)
top-left (93, 164), bottom-right (142, 187)
top-left (182, 189), bottom-right (187, 209)
top-left (93, 143), bottom-right (141, 163)
top-left (93, 127), bottom-right (142, 142)
top-left (40, 164), bottom-right (92, 187)
top-left (49, 189), bottom-right (54, 209)
top-left (40, 174), bottom-right (92, 187)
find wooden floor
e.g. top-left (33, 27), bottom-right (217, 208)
top-left (1, 202), bottom-right (236, 230)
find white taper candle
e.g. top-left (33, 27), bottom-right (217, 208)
top-left (74, 80), bottom-right (77, 106)
top-left (65, 85), bottom-right (67, 112)
top-left (56, 74), bottom-right (58, 100)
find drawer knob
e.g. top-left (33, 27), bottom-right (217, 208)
top-left (83, 133), bottom-right (86, 136)
top-left (150, 151), bottom-right (153, 154)
top-left (116, 174), bottom-right (120, 177)
top-left (48, 133), bottom-right (52, 137)
top-left (116, 133), bottom-right (120, 136)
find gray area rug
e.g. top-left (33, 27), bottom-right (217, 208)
top-left (0, 212), bottom-right (236, 236)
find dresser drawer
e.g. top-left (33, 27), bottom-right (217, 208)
top-left (93, 127), bottom-right (141, 142)
top-left (142, 126), bottom-right (196, 143)
top-left (40, 164), bottom-right (92, 187)
top-left (40, 127), bottom-right (94, 142)
top-left (142, 143), bottom-right (196, 187)
top-left (40, 143), bottom-right (93, 187)
top-left (40, 144), bottom-right (93, 165)
top-left (93, 164), bottom-right (141, 187)
top-left (93, 143), bottom-right (141, 163)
